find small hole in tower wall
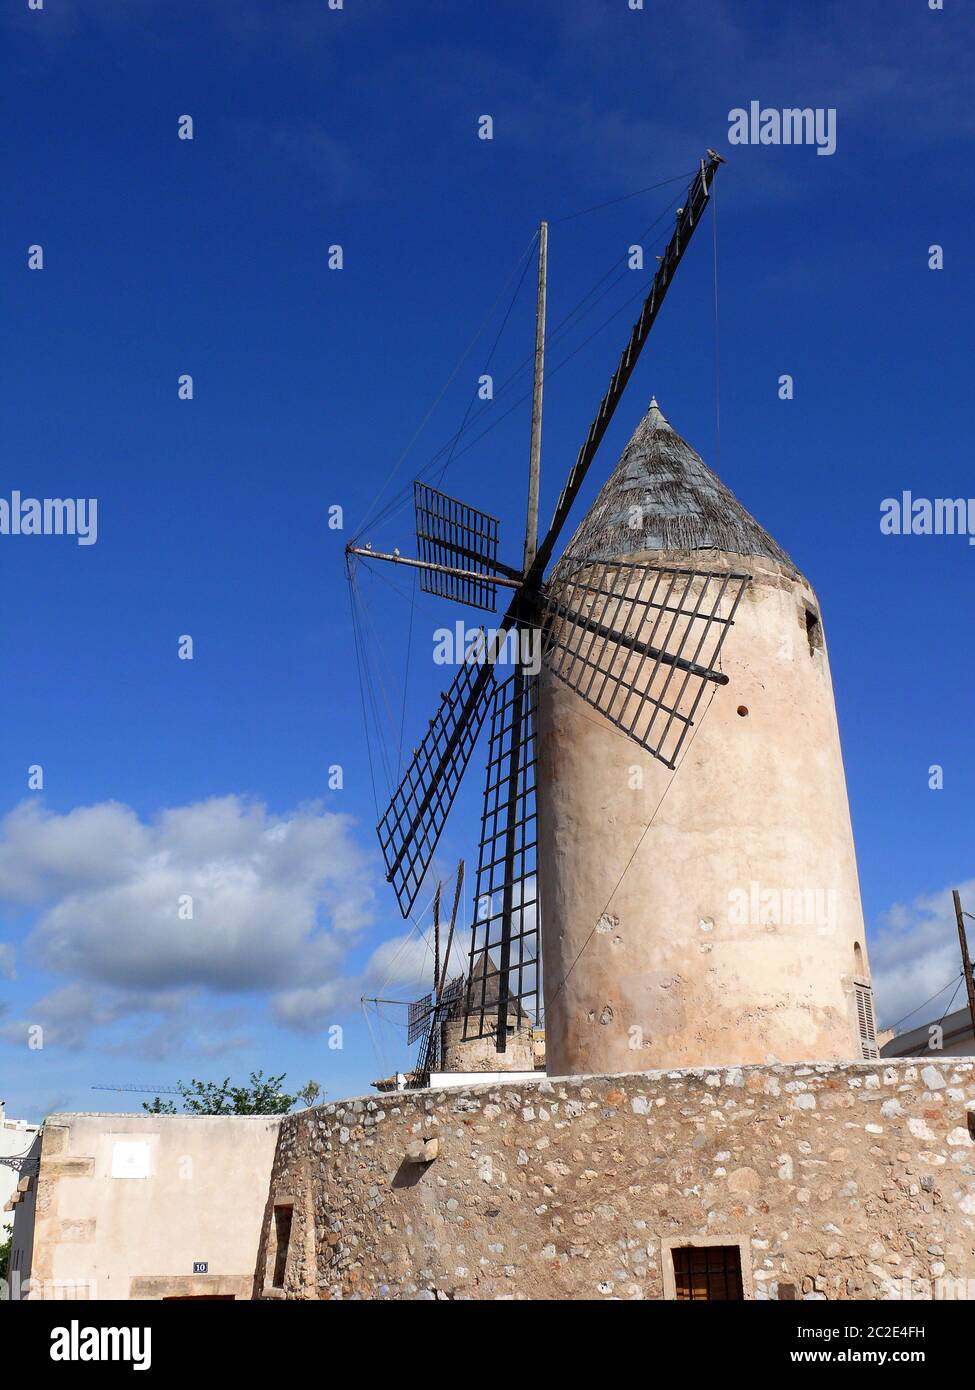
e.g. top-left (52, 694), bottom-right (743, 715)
top-left (805, 608), bottom-right (823, 655)
top-left (736, 705), bottom-right (748, 717)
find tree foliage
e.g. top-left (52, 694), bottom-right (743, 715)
top-left (141, 1071), bottom-right (317, 1116)
top-left (297, 1080), bottom-right (321, 1108)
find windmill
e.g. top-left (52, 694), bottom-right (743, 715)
top-left (347, 152), bottom-right (740, 1060)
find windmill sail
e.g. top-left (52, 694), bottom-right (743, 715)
top-left (540, 558), bottom-right (749, 768)
top-left (406, 992), bottom-right (434, 1046)
top-left (378, 657), bottom-right (496, 918)
top-left (358, 156), bottom-right (727, 1049)
top-left (464, 670), bottom-right (540, 1045)
top-left (414, 481), bottom-right (517, 612)
top-left (413, 974), bottom-right (464, 1084)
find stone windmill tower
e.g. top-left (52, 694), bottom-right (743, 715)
top-left (348, 152), bottom-right (877, 1080)
top-left (537, 398), bottom-right (876, 1076)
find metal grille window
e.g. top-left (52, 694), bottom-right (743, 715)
top-left (672, 1245), bottom-right (744, 1301)
top-left (855, 982), bottom-right (879, 1060)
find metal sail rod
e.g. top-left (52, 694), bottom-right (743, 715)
top-left (437, 859), bottom-right (465, 1001)
top-left (523, 221), bottom-right (548, 573)
top-left (414, 531), bottom-right (523, 581)
top-left (528, 152), bottom-right (725, 587)
top-left (432, 881), bottom-right (442, 998)
top-left (542, 597), bottom-right (731, 684)
top-left (347, 545), bottom-right (523, 589)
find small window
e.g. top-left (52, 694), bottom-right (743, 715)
top-left (855, 982), bottom-right (878, 1060)
top-left (853, 942), bottom-right (865, 979)
top-left (672, 1245), bottom-right (744, 1301)
top-left (272, 1205), bottom-right (293, 1289)
top-left (805, 608), bottom-right (823, 655)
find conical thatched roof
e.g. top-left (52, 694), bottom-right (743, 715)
top-left (555, 399), bottom-right (798, 575)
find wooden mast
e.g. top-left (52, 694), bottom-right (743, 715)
top-left (952, 889), bottom-right (975, 1041)
top-left (496, 224), bottom-right (548, 1053)
top-left (523, 221), bottom-right (548, 572)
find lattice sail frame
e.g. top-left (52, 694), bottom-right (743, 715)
top-left (540, 559), bottom-right (750, 769)
top-left (413, 975), bottom-right (465, 1083)
top-left (414, 481), bottom-right (502, 612)
top-left (463, 669), bottom-right (539, 1043)
top-left (407, 993), bottom-right (433, 1046)
top-left (378, 658), bottom-right (496, 918)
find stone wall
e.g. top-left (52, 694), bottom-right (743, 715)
top-left (258, 1060), bottom-right (975, 1300)
top-left (440, 1018), bottom-right (536, 1073)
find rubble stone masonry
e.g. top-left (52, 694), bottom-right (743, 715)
top-left (256, 1060), bottom-right (975, 1300)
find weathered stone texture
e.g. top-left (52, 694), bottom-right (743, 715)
top-left (440, 1019), bottom-right (536, 1072)
top-left (258, 1060), bottom-right (975, 1301)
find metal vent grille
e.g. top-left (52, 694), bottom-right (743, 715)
top-left (855, 982), bottom-right (879, 1060)
top-left (414, 481), bottom-right (501, 612)
top-left (541, 559), bottom-right (749, 768)
top-left (672, 1245), bottom-right (744, 1301)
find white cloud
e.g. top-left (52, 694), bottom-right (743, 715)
top-left (270, 979), bottom-right (349, 1034)
top-left (270, 918), bottom-right (471, 1034)
top-left (0, 980), bottom-right (255, 1059)
top-left (362, 925), bottom-right (468, 995)
top-left (0, 982), bottom-right (169, 1050)
top-left (869, 879), bottom-right (975, 1030)
top-left (0, 800), bottom-right (149, 903)
top-left (0, 796), bottom-right (379, 1044)
top-left (363, 932), bottom-right (435, 993)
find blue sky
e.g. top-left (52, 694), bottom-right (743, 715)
top-left (2, 0), bottom-right (973, 1122)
